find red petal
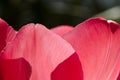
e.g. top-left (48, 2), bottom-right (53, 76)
top-left (117, 73), bottom-right (120, 80)
top-left (63, 17), bottom-right (120, 80)
top-left (0, 18), bottom-right (16, 53)
top-left (51, 53), bottom-right (83, 80)
top-left (0, 58), bottom-right (31, 80)
top-left (2, 24), bottom-right (81, 80)
top-left (51, 25), bottom-right (73, 36)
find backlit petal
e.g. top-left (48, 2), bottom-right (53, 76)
top-left (2, 24), bottom-right (83, 80)
top-left (117, 73), bottom-right (120, 80)
top-left (51, 25), bottom-right (73, 36)
top-left (63, 17), bottom-right (120, 80)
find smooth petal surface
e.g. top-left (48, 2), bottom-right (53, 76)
top-left (63, 17), bottom-right (120, 80)
top-left (117, 73), bottom-right (120, 80)
top-left (0, 58), bottom-right (31, 80)
top-left (2, 24), bottom-right (83, 80)
top-left (51, 53), bottom-right (83, 80)
top-left (51, 25), bottom-right (73, 36)
top-left (0, 18), bottom-right (16, 54)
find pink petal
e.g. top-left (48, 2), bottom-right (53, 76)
top-left (2, 24), bottom-right (83, 80)
top-left (117, 73), bottom-right (120, 80)
top-left (0, 18), bottom-right (16, 53)
top-left (51, 25), bottom-right (74, 36)
top-left (63, 17), bottom-right (120, 80)
top-left (107, 20), bottom-right (120, 79)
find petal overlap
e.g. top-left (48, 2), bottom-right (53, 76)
top-left (63, 17), bottom-right (120, 80)
top-left (0, 17), bottom-right (119, 80)
top-left (0, 18), bottom-right (16, 54)
top-left (51, 25), bottom-right (73, 36)
top-left (1, 23), bottom-right (83, 80)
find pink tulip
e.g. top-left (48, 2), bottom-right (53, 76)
top-left (52, 17), bottom-right (120, 80)
top-left (0, 17), bottom-right (120, 80)
top-left (0, 18), bottom-right (83, 80)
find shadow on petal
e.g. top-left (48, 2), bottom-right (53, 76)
top-left (117, 73), bottom-right (120, 80)
top-left (0, 58), bottom-right (31, 80)
top-left (51, 53), bottom-right (83, 80)
top-left (108, 20), bottom-right (120, 33)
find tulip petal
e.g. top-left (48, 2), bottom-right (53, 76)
top-left (2, 24), bottom-right (83, 80)
top-left (107, 21), bottom-right (120, 80)
top-left (51, 25), bottom-right (73, 36)
top-left (117, 73), bottom-right (120, 80)
top-left (51, 53), bottom-right (83, 80)
top-left (0, 18), bottom-right (16, 53)
top-left (107, 20), bottom-right (119, 33)
top-left (63, 17), bottom-right (120, 80)
top-left (0, 58), bottom-right (31, 80)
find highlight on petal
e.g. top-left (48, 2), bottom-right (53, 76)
top-left (2, 24), bottom-right (83, 80)
top-left (63, 17), bottom-right (120, 80)
top-left (117, 73), bottom-right (120, 80)
top-left (0, 18), bottom-right (16, 54)
top-left (51, 25), bottom-right (74, 36)
top-left (107, 20), bottom-right (120, 80)
top-left (107, 20), bottom-right (119, 33)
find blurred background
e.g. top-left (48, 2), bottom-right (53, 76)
top-left (0, 0), bottom-right (120, 30)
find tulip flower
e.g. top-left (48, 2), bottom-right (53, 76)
top-left (0, 17), bottom-right (120, 80)
top-left (0, 18), bottom-right (83, 80)
top-left (52, 17), bottom-right (120, 80)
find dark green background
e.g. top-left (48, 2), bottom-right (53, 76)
top-left (0, 0), bottom-right (120, 30)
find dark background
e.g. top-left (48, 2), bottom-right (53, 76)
top-left (0, 0), bottom-right (120, 30)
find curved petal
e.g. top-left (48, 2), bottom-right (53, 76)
top-left (63, 17), bottom-right (120, 80)
top-left (117, 73), bottom-right (120, 80)
top-left (107, 20), bottom-right (119, 33)
top-left (107, 20), bottom-right (120, 79)
top-left (51, 25), bottom-right (74, 36)
top-left (0, 58), bottom-right (31, 80)
top-left (2, 24), bottom-right (83, 80)
top-left (0, 18), bottom-right (16, 54)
